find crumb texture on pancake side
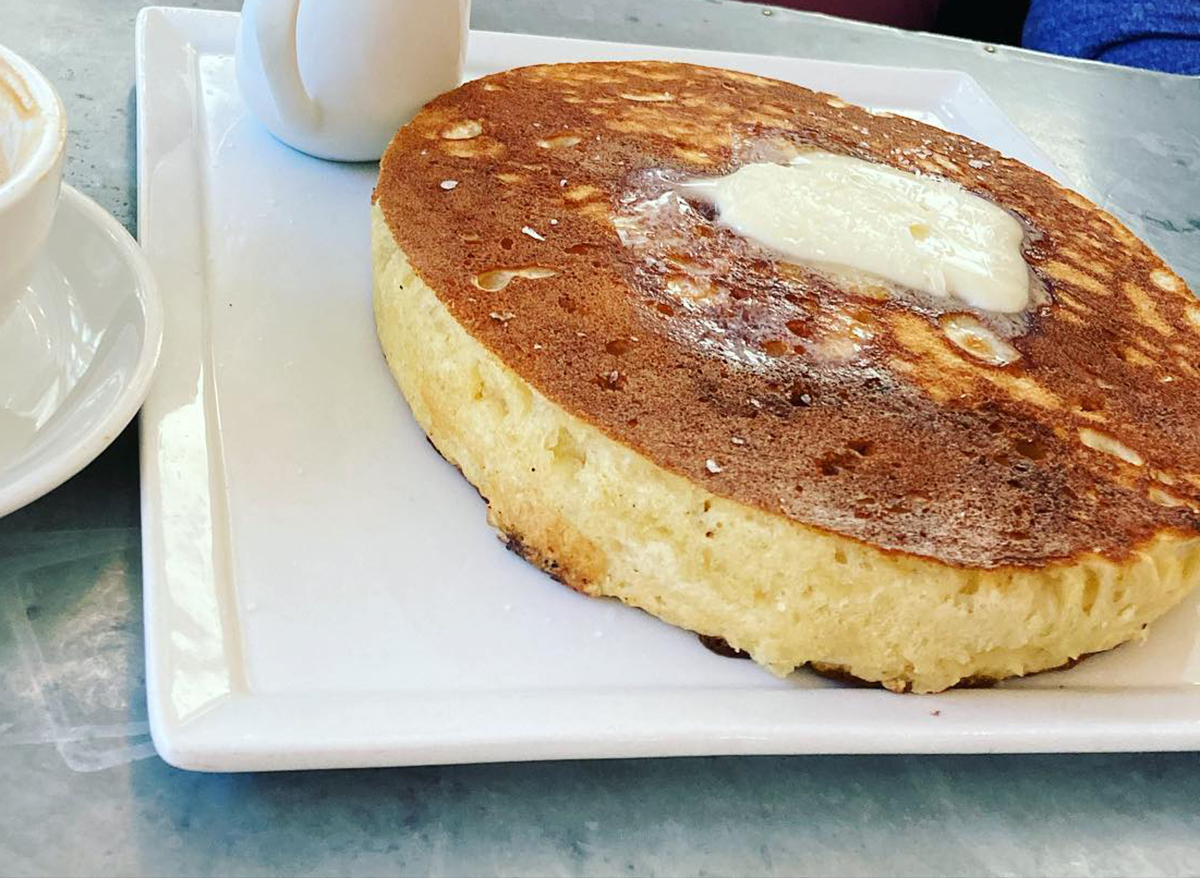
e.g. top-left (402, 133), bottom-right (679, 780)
top-left (374, 204), bottom-right (1200, 693)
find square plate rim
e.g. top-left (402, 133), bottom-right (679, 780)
top-left (135, 5), bottom-right (1200, 772)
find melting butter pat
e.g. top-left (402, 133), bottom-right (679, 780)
top-left (688, 153), bottom-right (1030, 313)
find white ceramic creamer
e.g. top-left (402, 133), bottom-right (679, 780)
top-left (236, 0), bottom-right (471, 162)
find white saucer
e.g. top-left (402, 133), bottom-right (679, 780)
top-left (0, 184), bottom-right (162, 518)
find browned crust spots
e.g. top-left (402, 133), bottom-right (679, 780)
top-left (808, 652), bottom-right (1096, 692)
top-left (697, 633), bottom-right (752, 659)
top-left (377, 61), bottom-right (1200, 567)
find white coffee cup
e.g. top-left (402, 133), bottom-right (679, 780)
top-left (0, 44), bottom-right (66, 311)
top-left (235, 0), bottom-right (471, 162)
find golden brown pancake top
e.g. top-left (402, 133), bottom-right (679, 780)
top-left (375, 61), bottom-right (1200, 568)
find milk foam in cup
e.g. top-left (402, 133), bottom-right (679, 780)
top-left (236, 0), bottom-right (471, 162)
top-left (0, 43), bottom-right (66, 311)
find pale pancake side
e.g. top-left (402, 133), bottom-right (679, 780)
top-left (373, 203), bottom-right (1200, 692)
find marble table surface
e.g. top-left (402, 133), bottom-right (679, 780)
top-left (1, 0), bottom-right (1199, 875)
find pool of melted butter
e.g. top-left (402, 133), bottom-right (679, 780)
top-left (612, 148), bottom-right (1048, 371)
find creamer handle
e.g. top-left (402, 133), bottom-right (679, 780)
top-left (254, 0), bottom-right (322, 132)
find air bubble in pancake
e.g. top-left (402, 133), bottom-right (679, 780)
top-left (664, 273), bottom-right (716, 301)
top-left (1149, 487), bottom-right (1187, 508)
top-left (620, 92), bottom-right (674, 102)
top-left (537, 134), bottom-right (582, 149)
top-left (1079, 428), bottom-right (1144, 467)
top-left (441, 120), bottom-right (483, 140)
top-left (1151, 269), bottom-right (1180, 292)
top-left (473, 266), bottom-right (558, 292)
top-left (940, 314), bottom-right (1021, 366)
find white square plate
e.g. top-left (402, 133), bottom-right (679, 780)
top-left (136, 6), bottom-right (1200, 771)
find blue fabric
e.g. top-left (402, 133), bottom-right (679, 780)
top-left (1023, 0), bottom-right (1200, 74)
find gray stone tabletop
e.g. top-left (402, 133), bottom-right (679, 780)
top-left (1, 1), bottom-right (1199, 875)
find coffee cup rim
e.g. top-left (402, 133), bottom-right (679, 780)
top-left (0, 43), bottom-right (66, 213)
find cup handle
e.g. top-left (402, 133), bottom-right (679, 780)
top-left (253, 0), bottom-right (322, 132)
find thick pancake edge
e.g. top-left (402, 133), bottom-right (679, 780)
top-left (372, 204), bottom-right (1200, 692)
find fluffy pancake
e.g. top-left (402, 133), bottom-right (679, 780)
top-left (372, 61), bottom-right (1200, 692)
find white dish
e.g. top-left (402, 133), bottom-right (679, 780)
top-left (136, 6), bottom-right (1200, 772)
top-left (0, 184), bottom-right (162, 518)
top-left (0, 40), bottom-right (67, 307)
